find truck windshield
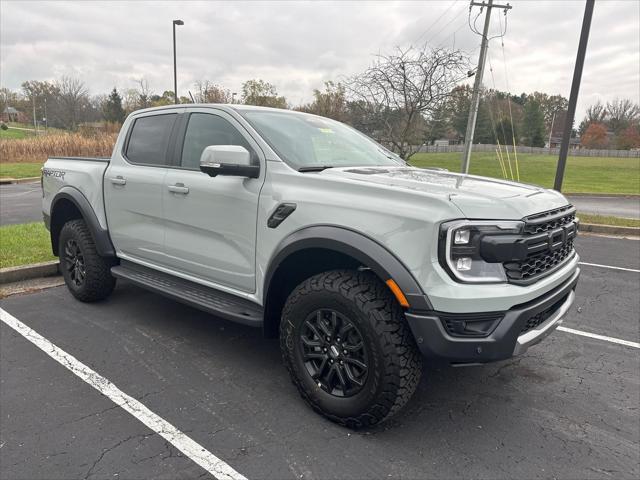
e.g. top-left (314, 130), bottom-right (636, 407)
top-left (240, 110), bottom-right (404, 170)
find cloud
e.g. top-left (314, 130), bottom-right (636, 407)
top-left (1, 0), bottom-right (638, 121)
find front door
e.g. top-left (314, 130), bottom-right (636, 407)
top-left (104, 111), bottom-right (180, 265)
top-left (162, 109), bottom-right (265, 293)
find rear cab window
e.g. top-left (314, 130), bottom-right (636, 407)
top-left (125, 113), bottom-right (177, 166)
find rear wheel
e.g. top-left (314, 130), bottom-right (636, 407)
top-left (59, 219), bottom-right (116, 302)
top-left (280, 270), bottom-right (422, 428)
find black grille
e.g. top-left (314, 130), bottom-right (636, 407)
top-left (523, 205), bottom-right (576, 234)
top-left (504, 206), bottom-right (577, 283)
top-left (505, 239), bottom-right (574, 281)
top-left (520, 294), bottom-right (569, 333)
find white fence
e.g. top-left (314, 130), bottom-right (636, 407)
top-left (416, 144), bottom-right (640, 158)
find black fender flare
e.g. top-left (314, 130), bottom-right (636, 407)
top-left (50, 187), bottom-right (115, 257)
top-left (263, 225), bottom-right (432, 310)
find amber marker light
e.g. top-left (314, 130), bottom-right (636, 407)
top-left (385, 279), bottom-right (410, 308)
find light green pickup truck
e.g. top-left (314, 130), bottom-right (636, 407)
top-left (42, 104), bottom-right (580, 428)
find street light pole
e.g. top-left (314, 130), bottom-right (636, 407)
top-left (172, 19), bottom-right (184, 105)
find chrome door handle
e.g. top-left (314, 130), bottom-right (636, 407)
top-left (110, 176), bottom-right (126, 185)
top-left (168, 183), bottom-right (189, 194)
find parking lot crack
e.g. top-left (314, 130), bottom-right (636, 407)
top-left (83, 434), bottom-right (151, 479)
top-left (57, 404), bottom-right (121, 427)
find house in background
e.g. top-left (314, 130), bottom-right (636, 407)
top-left (1, 106), bottom-right (28, 123)
top-left (547, 136), bottom-right (581, 149)
top-left (546, 109), bottom-right (581, 149)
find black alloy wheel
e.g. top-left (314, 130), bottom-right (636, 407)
top-left (64, 238), bottom-right (86, 287)
top-left (58, 219), bottom-right (116, 302)
top-left (299, 308), bottom-right (369, 397)
top-left (280, 269), bottom-right (423, 428)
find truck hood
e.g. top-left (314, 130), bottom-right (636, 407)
top-left (320, 166), bottom-right (569, 219)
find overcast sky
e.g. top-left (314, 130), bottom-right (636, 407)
top-left (1, 0), bottom-right (638, 121)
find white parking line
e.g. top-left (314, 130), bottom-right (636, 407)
top-left (579, 262), bottom-right (640, 273)
top-left (0, 308), bottom-right (247, 480)
top-left (558, 326), bottom-right (640, 349)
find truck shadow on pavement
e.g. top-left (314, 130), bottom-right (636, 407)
top-left (103, 282), bottom-right (558, 436)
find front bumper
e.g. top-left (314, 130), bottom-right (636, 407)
top-left (405, 269), bottom-right (579, 363)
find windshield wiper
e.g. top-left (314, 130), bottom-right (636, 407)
top-left (298, 166), bottom-right (335, 172)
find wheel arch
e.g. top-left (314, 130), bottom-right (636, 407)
top-left (262, 225), bottom-right (432, 338)
top-left (49, 188), bottom-right (115, 257)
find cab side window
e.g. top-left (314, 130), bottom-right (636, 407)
top-left (180, 113), bottom-right (253, 170)
top-left (125, 113), bottom-right (177, 166)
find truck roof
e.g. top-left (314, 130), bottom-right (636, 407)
top-left (129, 103), bottom-right (300, 116)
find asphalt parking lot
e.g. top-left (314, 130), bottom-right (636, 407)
top-left (1, 233), bottom-right (638, 480)
top-left (0, 182), bottom-right (42, 226)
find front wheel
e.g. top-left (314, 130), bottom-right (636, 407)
top-left (59, 219), bottom-right (116, 302)
top-left (280, 270), bottom-right (422, 428)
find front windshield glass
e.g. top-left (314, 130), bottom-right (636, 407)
top-left (241, 110), bottom-right (404, 170)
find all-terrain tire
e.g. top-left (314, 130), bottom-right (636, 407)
top-left (59, 219), bottom-right (116, 302)
top-left (280, 269), bottom-right (422, 428)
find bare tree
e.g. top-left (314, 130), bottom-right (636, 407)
top-left (345, 46), bottom-right (468, 159)
top-left (55, 76), bottom-right (89, 130)
top-left (586, 101), bottom-right (608, 123)
top-left (194, 80), bottom-right (233, 104)
top-left (135, 78), bottom-right (152, 109)
top-left (606, 98), bottom-right (640, 133)
top-left (579, 100), bottom-right (608, 136)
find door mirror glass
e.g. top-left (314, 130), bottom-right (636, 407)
top-left (199, 145), bottom-right (259, 178)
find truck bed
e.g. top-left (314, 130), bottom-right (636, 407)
top-left (42, 156), bottom-right (111, 230)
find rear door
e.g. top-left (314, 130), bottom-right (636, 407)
top-left (162, 108), bottom-right (265, 293)
top-left (104, 110), bottom-right (180, 265)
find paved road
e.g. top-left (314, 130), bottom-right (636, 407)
top-left (1, 234), bottom-right (638, 480)
top-left (567, 195), bottom-right (640, 219)
top-left (0, 181), bottom-right (42, 226)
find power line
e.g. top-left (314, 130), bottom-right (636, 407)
top-left (436, 17), bottom-right (470, 49)
top-left (487, 48), bottom-right (514, 179)
top-left (413, 0), bottom-right (461, 46)
top-left (498, 12), bottom-right (519, 180)
top-left (423, 2), bottom-right (470, 47)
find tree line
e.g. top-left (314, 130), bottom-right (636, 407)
top-left (2, 45), bottom-right (638, 155)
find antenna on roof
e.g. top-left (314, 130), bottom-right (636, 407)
top-left (188, 91), bottom-right (195, 103)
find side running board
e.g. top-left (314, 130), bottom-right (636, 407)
top-left (111, 261), bottom-right (263, 327)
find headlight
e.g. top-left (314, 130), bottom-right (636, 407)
top-left (439, 220), bottom-right (524, 283)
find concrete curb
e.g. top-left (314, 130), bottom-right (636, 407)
top-left (0, 261), bottom-right (60, 284)
top-left (0, 177), bottom-right (40, 185)
top-left (579, 223), bottom-right (640, 237)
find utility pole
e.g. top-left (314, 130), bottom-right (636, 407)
top-left (554, 0), bottom-right (595, 192)
top-left (32, 95), bottom-right (37, 134)
top-left (461, 0), bottom-right (512, 174)
top-left (548, 110), bottom-right (557, 151)
top-left (44, 97), bottom-right (48, 133)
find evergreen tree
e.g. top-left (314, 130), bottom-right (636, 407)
top-left (522, 99), bottom-right (546, 147)
top-left (103, 87), bottom-right (125, 123)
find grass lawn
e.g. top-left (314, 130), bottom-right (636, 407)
top-left (578, 213), bottom-right (639, 228)
top-left (0, 222), bottom-right (56, 269)
top-left (0, 128), bottom-right (35, 139)
top-left (409, 152), bottom-right (640, 195)
top-left (0, 162), bottom-right (42, 179)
